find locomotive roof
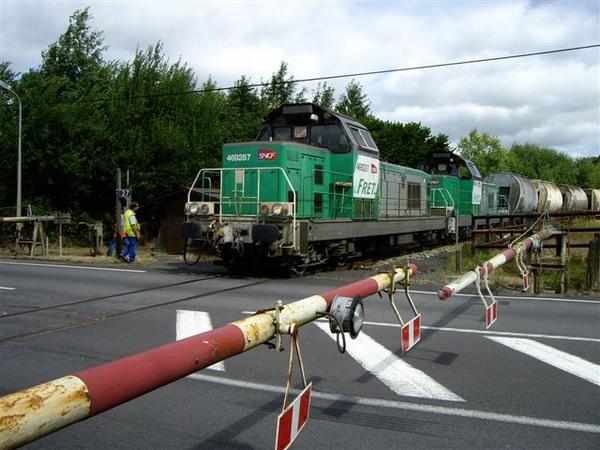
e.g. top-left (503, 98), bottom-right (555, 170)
top-left (264, 103), bottom-right (368, 130)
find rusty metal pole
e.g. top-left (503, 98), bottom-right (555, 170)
top-left (0, 265), bottom-right (417, 449)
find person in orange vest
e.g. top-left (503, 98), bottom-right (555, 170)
top-left (120, 201), bottom-right (141, 263)
top-left (106, 214), bottom-right (127, 256)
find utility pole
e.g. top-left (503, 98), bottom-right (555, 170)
top-left (115, 167), bottom-right (123, 257)
top-left (0, 80), bottom-right (23, 250)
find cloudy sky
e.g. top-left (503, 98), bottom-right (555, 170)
top-left (1, 1), bottom-right (599, 157)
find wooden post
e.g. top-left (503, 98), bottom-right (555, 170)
top-left (58, 214), bottom-right (63, 257)
top-left (30, 222), bottom-right (38, 257)
top-left (586, 234), bottom-right (600, 290)
top-left (559, 233), bottom-right (568, 295)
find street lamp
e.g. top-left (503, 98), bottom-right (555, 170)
top-left (0, 80), bottom-right (22, 222)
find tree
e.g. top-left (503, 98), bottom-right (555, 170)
top-left (335, 79), bottom-right (370, 120)
top-left (364, 116), bottom-right (450, 167)
top-left (576, 157), bottom-right (600, 188)
top-left (41, 8), bottom-right (106, 84)
top-left (311, 82), bottom-right (335, 109)
top-left (0, 62), bottom-right (18, 209)
top-left (14, 8), bottom-right (112, 217)
top-left (106, 42), bottom-right (202, 210)
top-left (506, 144), bottom-right (577, 184)
top-left (457, 129), bottom-right (508, 177)
top-left (260, 61), bottom-right (296, 110)
top-left (225, 75), bottom-right (264, 142)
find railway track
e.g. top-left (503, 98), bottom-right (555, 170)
top-left (0, 274), bottom-right (224, 318)
top-left (0, 277), bottom-right (272, 344)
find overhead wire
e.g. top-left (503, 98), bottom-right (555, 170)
top-left (51, 44), bottom-right (599, 105)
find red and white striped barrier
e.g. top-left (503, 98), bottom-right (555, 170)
top-left (438, 228), bottom-right (555, 301)
top-left (0, 265), bottom-right (418, 449)
top-left (437, 228), bottom-right (555, 329)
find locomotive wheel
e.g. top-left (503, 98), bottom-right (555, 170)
top-left (289, 264), bottom-right (306, 276)
top-left (183, 238), bottom-right (203, 265)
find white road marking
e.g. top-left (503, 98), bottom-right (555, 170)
top-left (0, 286), bottom-right (16, 290)
top-left (365, 321), bottom-right (600, 343)
top-left (487, 337), bottom-right (600, 386)
top-left (314, 322), bottom-right (464, 402)
top-left (412, 289), bottom-right (600, 304)
top-left (189, 373), bottom-right (600, 434)
top-left (0, 261), bottom-right (146, 273)
top-left (241, 312), bottom-right (599, 342)
top-left (176, 309), bottom-right (224, 371)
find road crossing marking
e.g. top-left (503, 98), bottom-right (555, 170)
top-left (191, 373), bottom-right (600, 434)
top-left (241, 312), bottom-right (599, 343)
top-left (365, 321), bottom-right (600, 343)
top-left (486, 337), bottom-right (600, 386)
top-left (314, 322), bottom-right (464, 402)
top-left (176, 309), bottom-right (225, 371)
top-left (0, 286), bottom-right (16, 290)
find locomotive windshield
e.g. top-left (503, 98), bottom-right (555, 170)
top-left (256, 103), bottom-right (378, 154)
top-left (257, 123), bottom-right (351, 153)
top-left (418, 152), bottom-right (482, 180)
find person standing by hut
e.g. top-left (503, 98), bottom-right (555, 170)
top-left (120, 201), bottom-right (141, 263)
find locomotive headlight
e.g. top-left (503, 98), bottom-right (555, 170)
top-left (271, 203), bottom-right (287, 216)
top-left (185, 202), bottom-right (201, 215)
top-left (199, 204), bottom-right (210, 215)
top-left (260, 204), bottom-right (270, 215)
top-left (328, 295), bottom-right (364, 339)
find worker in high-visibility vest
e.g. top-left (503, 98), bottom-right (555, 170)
top-left (106, 214), bottom-right (127, 257)
top-left (120, 201), bottom-right (141, 263)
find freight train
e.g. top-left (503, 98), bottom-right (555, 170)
top-left (182, 103), bottom-right (599, 272)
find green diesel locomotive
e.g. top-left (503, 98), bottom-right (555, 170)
top-left (183, 104), bottom-right (488, 272)
top-left (183, 104), bottom-right (464, 272)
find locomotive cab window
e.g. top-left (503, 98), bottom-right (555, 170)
top-left (257, 127), bottom-right (271, 141)
top-left (458, 166), bottom-right (471, 179)
top-left (349, 126), bottom-right (378, 152)
top-left (310, 125), bottom-right (351, 153)
top-left (273, 127), bottom-right (291, 142)
top-left (467, 162), bottom-right (482, 179)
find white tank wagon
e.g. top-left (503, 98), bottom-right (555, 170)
top-left (531, 180), bottom-right (563, 213)
top-left (560, 185), bottom-right (588, 211)
top-left (584, 189), bottom-right (600, 210)
top-left (484, 173), bottom-right (538, 214)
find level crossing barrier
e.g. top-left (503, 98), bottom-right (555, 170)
top-left (0, 265), bottom-right (419, 449)
top-left (437, 227), bottom-right (556, 328)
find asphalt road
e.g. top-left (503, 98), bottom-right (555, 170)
top-left (1, 259), bottom-right (599, 449)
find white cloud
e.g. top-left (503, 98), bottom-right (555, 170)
top-left (1, 0), bottom-right (598, 157)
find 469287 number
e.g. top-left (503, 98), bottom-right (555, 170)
top-left (226, 153), bottom-right (251, 162)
